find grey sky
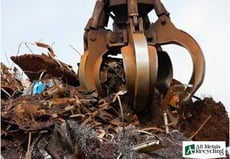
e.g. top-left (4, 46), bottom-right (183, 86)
top-left (1, 0), bottom-right (230, 112)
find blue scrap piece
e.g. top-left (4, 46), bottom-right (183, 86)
top-left (31, 80), bottom-right (55, 95)
top-left (31, 81), bottom-right (45, 95)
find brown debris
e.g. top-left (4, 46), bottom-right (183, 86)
top-left (11, 53), bottom-right (79, 86)
top-left (1, 54), bottom-right (229, 159)
top-left (1, 62), bottom-right (24, 99)
top-left (35, 42), bottom-right (56, 58)
top-left (179, 97), bottom-right (229, 145)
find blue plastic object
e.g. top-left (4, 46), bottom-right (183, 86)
top-left (31, 81), bottom-right (45, 95)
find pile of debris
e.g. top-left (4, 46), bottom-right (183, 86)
top-left (1, 43), bottom-right (229, 159)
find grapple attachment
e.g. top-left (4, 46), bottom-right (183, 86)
top-left (79, 0), bottom-right (205, 113)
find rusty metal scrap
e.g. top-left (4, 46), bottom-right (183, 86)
top-left (1, 1), bottom-right (229, 158)
top-left (1, 55), bottom-right (229, 158)
top-left (1, 59), bottom-right (172, 158)
top-left (1, 63), bottom-right (24, 99)
top-left (0, 61), bottom-right (143, 133)
top-left (1, 81), bottom-right (165, 158)
top-left (11, 53), bottom-right (79, 86)
top-left (35, 42), bottom-right (56, 58)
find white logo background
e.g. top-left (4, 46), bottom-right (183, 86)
top-left (182, 141), bottom-right (226, 158)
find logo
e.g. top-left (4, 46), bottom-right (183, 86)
top-left (183, 141), bottom-right (226, 158)
top-left (185, 144), bottom-right (195, 155)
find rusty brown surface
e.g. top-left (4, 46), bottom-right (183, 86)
top-left (1, 58), bottom-right (229, 159)
top-left (11, 53), bottom-right (79, 86)
top-left (79, 0), bottom-right (205, 112)
top-left (1, 62), bottom-right (24, 99)
top-left (179, 97), bottom-right (229, 145)
top-left (0, 1), bottom-right (227, 157)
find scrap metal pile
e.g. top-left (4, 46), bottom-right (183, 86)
top-left (1, 0), bottom-right (229, 158)
top-left (1, 45), bottom-right (229, 159)
top-left (0, 49), bottom-right (186, 158)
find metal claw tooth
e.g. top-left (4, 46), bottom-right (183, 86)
top-left (79, 29), bottom-right (108, 96)
top-left (121, 44), bottom-right (136, 100)
top-left (79, 50), bottom-right (89, 88)
top-left (156, 51), bottom-right (173, 95)
top-left (121, 33), bottom-right (158, 112)
top-left (150, 15), bottom-right (205, 102)
top-left (133, 33), bottom-right (151, 111)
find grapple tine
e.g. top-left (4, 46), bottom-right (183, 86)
top-left (149, 15), bottom-right (205, 102)
top-left (79, 27), bottom-right (108, 95)
top-left (94, 56), bottom-right (106, 96)
top-left (79, 50), bottom-right (89, 88)
top-left (121, 33), bottom-right (158, 111)
top-left (133, 33), bottom-right (151, 111)
top-left (148, 46), bottom-right (158, 93)
top-left (156, 51), bottom-right (173, 95)
top-left (121, 44), bottom-right (136, 99)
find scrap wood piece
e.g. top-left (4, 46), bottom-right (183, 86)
top-left (11, 53), bottom-right (79, 86)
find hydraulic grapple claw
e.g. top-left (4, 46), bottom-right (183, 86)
top-left (78, 0), bottom-right (205, 113)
